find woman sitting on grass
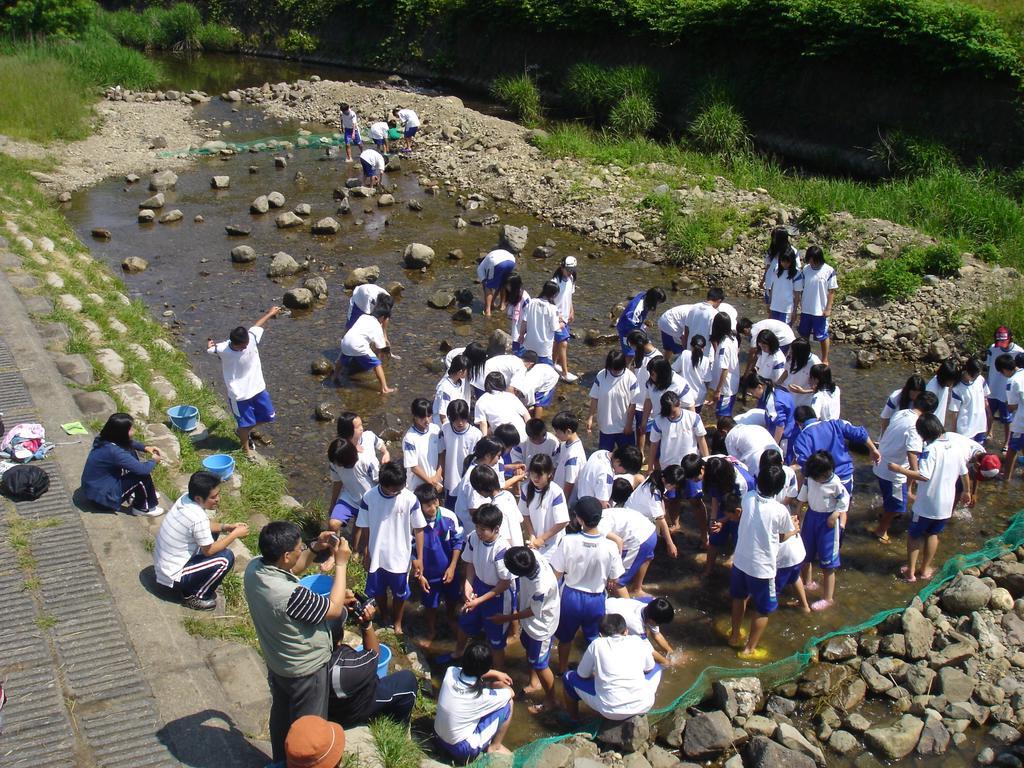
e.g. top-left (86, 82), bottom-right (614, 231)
top-left (80, 412), bottom-right (164, 517)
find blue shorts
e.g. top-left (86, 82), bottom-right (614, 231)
top-left (563, 666), bottom-right (660, 706)
top-left (330, 497), bottom-right (359, 526)
top-left (729, 566), bottom-right (778, 615)
top-left (366, 569), bottom-right (411, 601)
top-left (554, 586), bottom-right (605, 643)
top-left (457, 577), bottom-right (510, 648)
top-left (908, 515), bottom-right (948, 538)
top-left (716, 395), bottom-right (736, 417)
top-left (877, 478), bottom-right (908, 515)
top-left (798, 313), bottom-right (829, 342)
top-left (373, 138), bottom-right (386, 149)
top-left (598, 432), bottom-right (633, 452)
top-left (619, 532), bottom-right (658, 586)
top-left (534, 387), bottom-right (555, 408)
top-left (554, 324), bottom-right (571, 343)
top-left (989, 398), bottom-right (1012, 424)
top-left (1010, 432), bottom-right (1024, 451)
top-left (360, 158), bottom-right (380, 178)
top-left (775, 563), bottom-right (803, 593)
top-left (344, 127), bottom-right (361, 145)
top-left (346, 305), bottom-right (365, 329)
top-left (679, 479), bottom-right (703, 500)
top-left (769, 310), bottom-right (790, 323)
top-left (619, 332), bottom-right (637, 357)
top-left (421, 576), bottom-right (461, 609)
top-left (404, 126), bottom-right (419, 138)
top-left (801, 510), bottom-right (843, 570)
top-left (229, 390), bottom-right (275, 429)
top-left (435, 701), bottom-right (511, 763)
top-left (520, 630), bottom-right (553, 670)
top-left (483, 261), bottom-right (516, 290)
top-left (971, 432), bottom-right (987, 445)
top-left (660, 330), bottom-right (684, 355)
top-left (338, 353), bottom-right (382, 371)
top-left (709, 518), bottom-right (738, 549)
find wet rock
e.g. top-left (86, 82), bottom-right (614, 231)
top-left (274, 156), bottom-right (287, 168)
top-left (774, 722), bottom-right (825, 765)
top-left (283, 288), bottom-right (314, 309)
top-left (846, 714), bottom-right (871, 733)
top-left (125, 173), bottom-right (140, 183)
top-left (990, 723), bottom-right (1020, 743)
top-left (447, 248), bottom-right (464, 260)
top-left (311, 358), bottom-right (334, 376)
top-left (267, 191), bottom-right (285, 208)
top-left (404, 243), bottom-right (435, 268)
top-left (267, 251), bottom-right (300, 277)
top-left (112, 382), bottom-right (151, 420)
top-left (745, 736), bottom-right (815, 768)
top-left (384, 281), bottom-right (404, 297)
top-left (822, 635), bottom-right (859, 662)
top-left (138, 209), bottom-right (155, 223)
top-left (487, 329), bottom-right (513, 356)
top-left (990, 587), bottom-right (1014, 612)
top-left (225, 224), bottom-right (250, 236)
top-left (765, 695), bottom-right (797, 717)
top-left (855, 349), bottom-right (878, 369)
top-left (988, 561), bottom-right (1024, 596)
top-left (250, 195), bottom-right (270, 214)
top-left (682, 710), bottom-right (733, 758)
top-left (302, 275), bottom-right (328, 299)
top-left (656, 707), bottom-right (687, 748)
top-left (159, 210), bottom-right (183, 223)
top-left (828, 730), bottom-right (859, 755)
top-left (211, 175), bottom-right (230, 189)
top-left (312, 217), bottom-right (340, 235)
top-left (928, 640), bottom-right (975, 669)
top-left (344, 266), bottom-right (379, 288)
top-left (194, 214), bottom-right (204, 223)
top-left (915, 715), bottom-right (949, 755)
top-left (799, 663), bottom-right (847, 698)
top-left (533, 742), bottom-right (572, 768)
top-left (454, 288), bottom-right (474, 307)
top-left (349, 186), bottom-right (376, 198)
top-left (940, 574), bottom-right (991, 615)
top-left (149, 170), bottom-right (178, 190)
top-left (231, 245), bottom-right (257, 263)
top-left (377, 194), bottom-right (395, 206)
top-left (121, 256), bottom-right (148, 273)
top-left (428, 290), bottom-right (454, 309)
top-left (880, 633), bottom-right (907, 657)
top-left (836, 678), bottom-right (867, 712)
top-left (408, 199), bottom-right (423, 211)
top-left (293, 203), bottom-right (312, 217)
top-left (344, 178), bottom-right (362, 189)
top-left (140, 192), bottom-right (165, 209)
top-left (452, 306), bottom-right (472, 322)
top-left (313, 401), bottom-right (336, 421)
top-left (744, 715), bottom-right (776, 738)
top-left (864, 715), bottom-right (924, 759)
top-left (337, 199), bottom-right (351, 215)
top-left (499, 224), bottom-right (528, 254)
top-left (902, 606), bottom-right (934, 659)
top-left (454, 217), bottom-right (467, 229)
top-left (597, 715), bottom-right (648, 753)
top-left (91, 228), bottom-right (112, 240)
top-left (937, 667), bottom-right (975, 702)
top-left (275, 211), bottom-right (304, 228)
top-left (533, 245), bottom-right (556, 259)
top-left (58, 191), bottom-right (71, 203)
top-left (926, 338), bottom-right (951, 362)
top-left (713, 677), bottom-right (763, 719)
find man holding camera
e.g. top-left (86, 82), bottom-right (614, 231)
top-left (327, 592), bottom-right (419, 728)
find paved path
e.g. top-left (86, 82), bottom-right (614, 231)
top-left (0, 244), bottom-right (270, 767)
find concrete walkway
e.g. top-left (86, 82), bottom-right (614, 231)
top-left (0, 242), bottom-right (271, 767)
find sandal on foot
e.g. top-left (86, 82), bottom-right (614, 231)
top-left (737, 647), bottom-right (769, 661)
top-left (811, 599), bottom-right (834, 611)
top-left (804, 580), bottom-right (821, 593)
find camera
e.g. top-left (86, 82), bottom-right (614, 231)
top-left (349, 591), bottom-right (376, 625)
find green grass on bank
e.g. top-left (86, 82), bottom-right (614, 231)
top-left (96, 5), bottom-right (243, 52)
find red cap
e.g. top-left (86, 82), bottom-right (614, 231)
top-left (979, 454), bottom-right (1001, 479)
top-left (995, 326), bottom-right (1011, 348)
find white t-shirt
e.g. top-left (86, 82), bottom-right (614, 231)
top-left (523, 299), bottom-right (559, 358)
top-left (555, 276), bottom-right (575, 321)
top-left (943, 431), bottom-right (985, 468)
top-left (575, 634), bottom-right (657, 719)
top-left (360, 148), bottom-right (386, 173)
top-left (553, 438), bottom-right (586, 492)
top-left (657, 304), bottom-right (693, 339)
top-left (369, 121), bottom-right (389, 140)
top-left (576, 450), bottom-right (615, 503)
top-left (209, 326), bottom-right (266, 401)
top-left (754, 349), bottom-right (787, 383)
top-left (950, 377), bottom-right (990, 437)
top-left (519, 482), bottom-right (570, 554)
top-left (340, 109), bottom-right (358, 130)
top-left (340, 314), bottom-right (386, 357)
top-left (590, 369), bottom-right (639, 433)
top-left (519, 363), bottom-right (560, 407)
top-left (776, 511), bottom-right (805, 569)
top-left (797, 473), bottom-right (850, 516)
top-left (633, 350), bottom-right (664, 407)
top-left (673, 350), bottom-right (713, 406)
top-left (625, 481), bottom-right (665, 521)
top-left (549, 531), bottom-right (624, 592)
top-left (433, 374), bottom-right (468, 426)
top-left (1007, 370), bottom-right (1024, 433)
top-left (435, 667), bottom-right (513, 746)
top-left (397, 108), bottom-right (419, 128)
top-left (795, 264), bottom-right (838, 315)
top-left (769, 272), bottom-right (798, 315)
top-left (492, 490), bottom-right (525, 548)
top-left (507, 291), bottom-right (531, 343)
top-left (912, 436), bottom-right (967, 520)
top-left (475, 391), bottom-right (530, 442)
top-left (987, 343), bottom-right (1024, 402)
top-left (645, 372), bottom-right (695, 412)
top-left (710, 337), bottom-right (740, 399)
top-left (874, 407), bottom-right (924, 482)
top-left (750, 319), bottom-right (796, 348)
top-left (441, 422), bottom-right (482, 494)
top-left (725, 424), bottom-right (781, 477)
top-left (355, 486), bottom-right (427, 573)
top-left (732, 492), bottom-right (790, 579)
top-left (719, 303), bottom-right (739, 331)
top-left (453, 463), bottom-right (485, 531)
top-left (403, 423), bottom-right (441, 491)
top-left (651, 410), bottom-right (707, 466)
top-left (685, 302), bottom-right (721, 344)
top-left (605, 596), bottom-right (658, 638)
top-left (514, 433), bottom-right (558, 466)
top-left (783, 354), bottom-right (821, 409)
top-left (598, 508), bottom-right (656, 569)
top-left (811, 388), bottom-right (842, 422)
top-left (462, 529), bottom-right (512, 586)
top-left (485, 355), bottom-right (527, 391)
top-left (154, 493), bottom-right (215, 587)
top-left (880, 385), bottom-right (910, 421)
top-left (518, 552), bottom-right (561, 640)
top-left (477, 249), bottom-right (516, 283)
top-left (349, 283), bottom-right (389, 315)
top-left (926, 376), bottom-right (952, 421)
top-left (329, 431), bottom-right (384, 507)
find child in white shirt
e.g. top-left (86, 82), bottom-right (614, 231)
top-left (650, 390), bottom-right (708, 469)
top-left (515, 418), bottom-right (559, 466)
top-left (455, 504), bottom-right (514, 667)
top-left (327, 412), bottom-right (389, 531)
top-left (793, 246), bottom-right (838, 365)
top-left (439, 400), bottom-right (482, 508)
top-left (403, 398), bottom-right (442, 492)
top-left (433, 354), bottom-right (469, 426)
top-left (949, 358), bottom-right (990, 443)
top-left (338, 102), bottom-right (363, 162)
top-left (336, 303), bottom-right (396, 394)
top-left (587, 349), bottom-right (639, 452)
top-left (517, 351), bottom-right (560, 418)
top-left (797, 451), bottom-right (850, 612)
top-left (521, 281), bottom-right (563, 364)
top-left (519, 455), bottom-right (570, 555)
top-left (551, 411), bottom-right (586, 503)
top-left (599, 477), bottom-right (658, 597)
top-left (474, 372), bottom-right (531, 443)
top-left (576, 445), bottom-right (644, 506)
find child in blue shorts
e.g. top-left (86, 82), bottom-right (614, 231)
top-left (414, 483), bottom-right (464, 647)
top-left (701, 456), bottom-right (754, 576)
top-left (455, 503), bottom-right (513, 667)
top-left (797, 450), bottom-right (849, 612)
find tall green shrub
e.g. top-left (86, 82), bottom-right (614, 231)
top-left (867, 258), bottom-right (922, 300)
top-left (873, 131), bottom-right (956, 178)
top-left (688, 99), bottom-right (750, 157)
top-left (608, 92), bottom-right (658, 136)
top-left (562, 63), bottom-right (659, 125)
top-left (1, 0), bottom-right (95, 38)
top-left (490, 73), bottom-right (542, 125)
top-left (153, 3), bottom-right (201, 51)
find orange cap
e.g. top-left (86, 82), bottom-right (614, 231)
top-left (285, 716), bottom-right (345, 768)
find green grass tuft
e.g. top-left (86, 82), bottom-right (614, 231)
top-left (490, 73), bottom-right (542, 125)
top-left (369, 716), bottom-right (425, 768)
top-left (0, 54), bottom-right (91, 142)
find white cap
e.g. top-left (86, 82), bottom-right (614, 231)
top-left (563, 256), bottom-right (578, 268)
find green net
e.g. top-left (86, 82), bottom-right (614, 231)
top-left (157, 132), bottom-right (345, 159)
top-left (481, 508), bottom-right (1024, 768)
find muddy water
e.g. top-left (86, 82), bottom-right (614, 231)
top-left (66, 98), bottom-right (1020, 754)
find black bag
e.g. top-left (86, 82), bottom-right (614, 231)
top-left (1, 464), bottom-right (50, 501)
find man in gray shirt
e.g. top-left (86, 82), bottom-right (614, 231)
top-left (244, 521), bottom-right (350, 765)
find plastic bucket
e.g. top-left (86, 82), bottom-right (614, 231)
top-left (299, 574), bottom-right (333, 595)
top-left (167, 405), bottom-right (199, 431)
top-left (202, 453), bottom-right (235, 480)
top-left (354, 643), bottom-right (393, 678)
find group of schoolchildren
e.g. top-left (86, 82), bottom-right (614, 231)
top-left (318, 220), bottom-right (1024, 760)
top-left (335, 102), bottom-right (420, 188)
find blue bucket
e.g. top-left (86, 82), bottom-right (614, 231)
top-left (167, 404), bottom-right (199, 431)
top-left (355, 643), bottom-right (393, 678)
top-left (202, 453), bottom-right (235, 480)
top-left (299, 574), bottom-right (334, 595)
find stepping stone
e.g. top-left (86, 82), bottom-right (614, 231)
top-left (53, 353), bottom-right (93, 386)
top-left (95, 348), bottom-right (125, 379)
top-left (112, 382), bottom-right (151, 419)
top-left (74, 389), bottom-right (117, 419)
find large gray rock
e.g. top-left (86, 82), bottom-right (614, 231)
top-left (267, 191), bottom-right (285, 208)
top-left (95, 348), bottom-right (125, 379)
top-left (159, 209), bottom-right (183, 223)
top-left (138, 209), bottom-right (155, 223)
top-left (377, 193), bottom-right (395, 206)
top-left (311, 217), bottom-right (340, 235)
top-left (275, 211), bottom-right (303, 228)
top-left (349, 186), bottom-right (376, 198)
top-left (499, 224), bottom-right (529, 253)
top-left (302, 276), bottom-right (328, 299)
top-left (644, 745), bottom-right (678, 768)
top-left (148, 170), bottom-right (177, 190)
top-left (74, 389), bottom-right (117, 419)
top-left (915, 715), bottom-right (950, 755)
top-left (230, 245), bottom-right (256, 263)
top-left (828, 730), bottom-right (860, 755)
top-left (293, 203), bottom-right (311, 216)
top-left (864, 715), bottom-right (925, 759)
top-left (121, 256), bottom-right (148, 273)
top-left (902, 606), bottom-right (935, 659)
top-left (283, 288), bottom-right (314, 309)
top-left (54, 353), bottom-right (93, 386)
top-left (937, 667), bottom-right (975, 702)
top-left (267, 251), bottom-right (300, 277)
top-left (745, 736), bottom-right (816, 768)
top-left (403, 243), bottom-right (435, 268)
top-left (941, 574), bottom-right (992, 615)
top-left (713, 677), bottom-right (763, 720)
top-left (682, 711), bottom-right (733, 758)
top-left (902, 664), bottom-right (936, 696)
top-left (822, 635), bottom-right (859, 662)
top-left (428, 289), bottom-right (454, 309)
top-left (988, 561), bottom-right (1024, 596)
top-left (344, 266), bottom-right (379, 288)
top-left (533, 742), bottom-right (572, 768)
top-left (139, 192), bottom-right (165, 209)
top-left (112, 382), bottom-right (151, 420)
top-left (250, 195), bottom-right (270, 214)
top-left (487, 329), bottom-right (514, 356)
top-left (597, 715), bottom-right (648, 753)
top-left (774, 722), bottom-right (825, 765)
